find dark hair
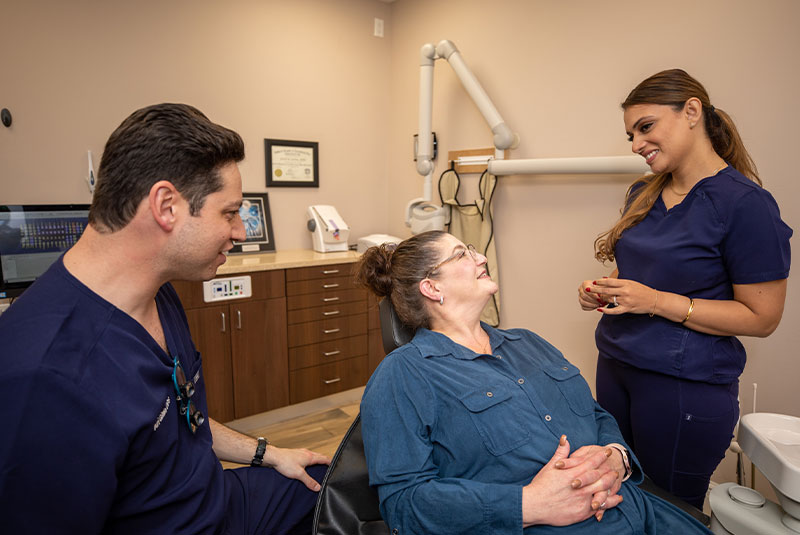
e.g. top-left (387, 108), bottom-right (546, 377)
top-left (354, 230), bottom-right (447, 329)
top-left (89, 103), bottom-right (245, 232)
top-left (595, 69), bottom-right (760, 262)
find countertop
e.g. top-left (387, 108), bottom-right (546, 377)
top-left (216, 249), bottom-right (361, 275)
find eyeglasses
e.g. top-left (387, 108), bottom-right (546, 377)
top-left (172, 355), bottom-right (205, 433)
top-left (425, 244), bottom-right (479, 278)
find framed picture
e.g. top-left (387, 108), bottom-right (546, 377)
top-left (229, 192), bottom-right (275, 254)
top-left (265, 138), bottom-right (319, 187)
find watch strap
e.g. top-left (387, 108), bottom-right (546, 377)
top-left (609, 444), bottom-right (632, 481)
top-left (251, 436), bottom-right (268, 467)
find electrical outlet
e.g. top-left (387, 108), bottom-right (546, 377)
top-left (374, 18), bottom-right (384, 38)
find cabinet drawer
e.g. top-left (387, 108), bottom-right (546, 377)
top-left (287, 288), bottom-right (366, 311)
top-left (286, 263), bottom-right (355, 282)
top-left (288, 313), bottom-right (368, 347)
top-left (286, 275), bottom-right (358, 296)
top-left (287, 300), bottom-right (367, 325)
top-left (172, 270), bottom-right (285, 309)
top-left (289, 334), bottom-right (368, 370)
top-left (290, 356), bottom-right (368, 404)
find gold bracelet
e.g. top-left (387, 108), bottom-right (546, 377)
top-left (649, 291), bottom-right (659, 318)
top-left (681, 298), bottom-right (695, 324)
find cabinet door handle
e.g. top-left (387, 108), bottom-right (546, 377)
top-left (323, 377), bottom-right (342, 384)
top-left (322, 269), bottom-right (340, 275)
top-left (322, 283), bottom-right (340, 289)
top-left (323, 328), bottom-right (341, 334)
top-left (236, 309), bottom-right (242, 330)
top-left (323, 350), bottom-right (341, 357)
top-left (221, 312), bottom-right (226, 333)
top-left (322, 297), bottom-right (340, 303)
top-left (322, 310), bottom-right (340, 316)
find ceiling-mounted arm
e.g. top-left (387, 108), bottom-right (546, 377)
top-left (434, 40), bottom-right (519, 151)
top-left (416, 44), bottom-right (436, 179)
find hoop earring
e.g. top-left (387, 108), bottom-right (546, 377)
top-left (439, 296), bottom-right (444, 306)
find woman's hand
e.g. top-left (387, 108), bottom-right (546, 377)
top-left (522, 435), bottom-right (621, 527)
top-left (578, 279), bottom-right (608, 310)
top-left (589, 277), bottom-right (658, 316)
top-left (558, 444), bottom-right (626, 521)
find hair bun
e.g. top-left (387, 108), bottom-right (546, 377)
top-left (354, 244), bottom-right (394, 298)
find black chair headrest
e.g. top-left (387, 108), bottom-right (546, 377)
top-left (378, 298), bottom-right (416, 354)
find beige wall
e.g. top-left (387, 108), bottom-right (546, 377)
top-left (0, 0), bottom-right (393, 248)
top-left (385, 0), bottom-right (799, 494)
top-left (2, 0), bottom-right (798, 493)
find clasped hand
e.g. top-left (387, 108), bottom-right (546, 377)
top-left (578, 277), bottom-right (656, 315)
top-left (522, 435), bottom-right (623, 527)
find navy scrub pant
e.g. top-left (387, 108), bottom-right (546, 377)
top-left (596, 356), bottom-right (739, 510)
top-left (224, 463), bottom-right (328, 535)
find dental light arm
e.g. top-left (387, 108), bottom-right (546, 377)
top-left (415, 39), bottom-right (648, 188)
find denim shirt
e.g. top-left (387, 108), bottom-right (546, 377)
top-left (361, 325), bottom-right (710, 534)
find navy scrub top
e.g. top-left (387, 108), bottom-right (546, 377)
top-left (0, 257), bottom-right (226, 534)
top-left (596, 166), bottom-right (792, 383)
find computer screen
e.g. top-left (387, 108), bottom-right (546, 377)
top-left (0, 204), bottom-right (90, 299)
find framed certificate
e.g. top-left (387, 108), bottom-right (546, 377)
top-left (265, 138), bottom-right (319, 187)
top-left (229, 192), bottom-right (275, 254)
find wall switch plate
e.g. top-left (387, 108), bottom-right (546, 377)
top-left (374, 17), bottom-right (384, 38)
top-left (202, 275), bottom-right (252, 303)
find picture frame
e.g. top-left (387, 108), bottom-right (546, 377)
top-left (229, 192), bottom-right (275, 254)
top-left (265, 138), bottom-right (319, 187)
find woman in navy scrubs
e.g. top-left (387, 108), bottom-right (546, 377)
top-left (578, 69), bottom-right (792, 509)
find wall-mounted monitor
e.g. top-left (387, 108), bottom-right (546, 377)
top-left (0, 204), bottom-right (90, 299)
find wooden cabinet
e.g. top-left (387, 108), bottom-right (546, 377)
top-left (173, 270), bottom-right (287, 421)
top-left (172, 257), bottom-right (386, 422)
top-left (286, 264), bottom-right (370, 404)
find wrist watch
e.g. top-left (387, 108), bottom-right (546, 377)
top-left (251, 436), bottom-right (268, 467)
top-left (610, 444), bottom-right (632, 481)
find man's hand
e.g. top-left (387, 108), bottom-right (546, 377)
top-left (265, 446), bottom-right (331, 491)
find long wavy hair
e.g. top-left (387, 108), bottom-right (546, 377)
top-left (594, 69), bottom-right (760, 263)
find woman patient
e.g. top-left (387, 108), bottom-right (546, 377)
top-left (355, 231), bottom-right (711, 534)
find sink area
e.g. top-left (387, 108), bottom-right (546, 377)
top-left (739, 413), bottom-right (800, 528)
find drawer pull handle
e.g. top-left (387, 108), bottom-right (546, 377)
top-left (323, 328), bottom-right (341, 334)
top-left (221, 312), bottom-right (226, 333)
top-left (323, 377), bottom-right (342, 384)
top-left (323, 350), bottom-right (341, 357)
top-left (322, 269), bottom-right (340, 275)
top-left (323, 283), bottom-right (340, 289)
top-left (236, 309), bottom-right (242, 330)
top-left (322, 310), bottom-right (340, 316)
top-left (322, 297), bottom-right (340, 303)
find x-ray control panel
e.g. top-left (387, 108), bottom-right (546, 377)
top-left (202, 275), bottom-right (252, 303)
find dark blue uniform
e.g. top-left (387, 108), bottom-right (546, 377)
top-left (595, 166), bottom-right (792, 507)
top-left (0, 257), bottom-right (324, 534)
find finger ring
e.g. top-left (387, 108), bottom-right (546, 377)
top-left (600, 501), bottom-right (607, 509)
top-left (613, 296), bottom-right (618, 306)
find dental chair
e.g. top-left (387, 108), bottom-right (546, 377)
top-left (312, 299), bottom-right (710, 534)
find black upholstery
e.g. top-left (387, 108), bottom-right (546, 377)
top-left (313, 298), bottom-right (709, 532)
top-left (312, 414), bottom-right (389, 535)
top-left (378, 298), bottom-right (415, 354)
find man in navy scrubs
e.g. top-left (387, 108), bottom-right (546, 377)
top-left (0, 103), bottom-right (329, 534)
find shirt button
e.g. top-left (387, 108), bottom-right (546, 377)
top-left (486, 392), bottom-right (493, 397)
top-left (496, 354), bottom-right (503, 359)
top-left (562, 366), bottom-right (568, 371)
top-left (517, 378), bottom-right (525, 385)
top-left (545, 415), bottom-right (552, 421)
top-left (392, 530), bottom-right (399, 535)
